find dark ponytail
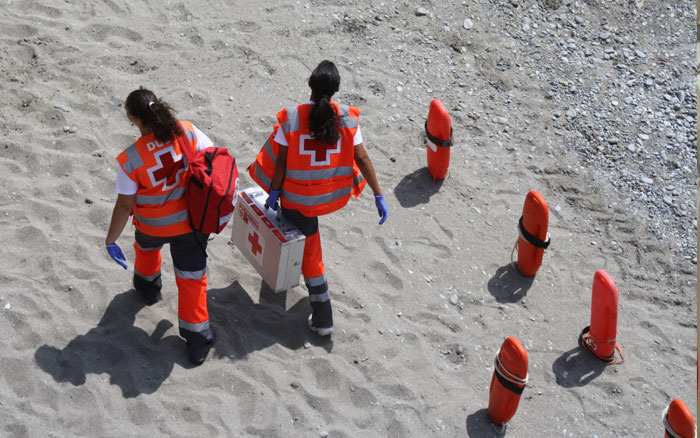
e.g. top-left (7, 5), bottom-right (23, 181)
top-left (125, 88), bottom-right (182, 143)
top-left (308, 60), bottom-right (341, 144)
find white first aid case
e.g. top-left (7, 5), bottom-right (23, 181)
top-left (230, 186), bottom-right (306, 292)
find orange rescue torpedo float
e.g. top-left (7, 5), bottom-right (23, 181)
top-left (513, 190), bottom-right (551, 277)
top-left (488, 337), bottom-right (529, 430)
top-left (579, 270), bottom-right (625, 364)
top-left (663, 399), bottom-right (696, 438)
top-left (425, 99), bottom-right (452, 181)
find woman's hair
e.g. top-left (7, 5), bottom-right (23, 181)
top-left (308, 60), bottom-right (341, 144)
top-left (125, 88), bottom-right (182, 143)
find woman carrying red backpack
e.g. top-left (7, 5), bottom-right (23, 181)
top-left (105, 88), bottom-right (214, 365)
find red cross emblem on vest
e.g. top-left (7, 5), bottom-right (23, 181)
top-left (147, 146), bottom-right (185, 191)
top-left (299, 134), bottom-right (341, 166)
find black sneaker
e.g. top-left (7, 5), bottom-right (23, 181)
top-left (307, 314), bottom-right (334, 336)
top-left (187, 342), bottom-right (212, 366)
top-left (133, 275), bottom-right (162, 306)
top-left (138, 288), bottom-right (161, 306)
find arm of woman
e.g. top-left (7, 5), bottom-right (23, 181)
top-left (354, 143), bottom-right (382, 196)
top-left (264, 145), bottom-right (287, 210)
top-left (270, 145), bottom-right (288, 191)
top-left (105, 194), bottom-right (135, 246)
top-left (354, 143), bottom-right (388, 224)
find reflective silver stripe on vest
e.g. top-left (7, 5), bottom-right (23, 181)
top-left (136, 187), bottom-right (186, 206)
top-left (134, 209), bottom-right (188, 227)
top-left (287, 166), bottom-right (354, 181)
top-left (282, 106), bottom-right (300, 134)
top-left (353, 173), bottom-right (364, 186)
top-left (123, 143), bottom-right (143, 173)
top-left (174, 267), bottom-right (206, 280)
top-left (263, 138), bottom-right (277, 162)
top-left (134, 268), bottom-right (161, 282)
top-left (339, 104), bottom-right (358, 129)
top-left (219, 211), bottom-right (233, 226)
top-left (136, 242), bottom-right (163, 251)
top-left (185, 127), bottom-right (196, 142)
top-left (179, 318), bottom-right (210, 333)
top-left (309, 291), bottom-right (331, 303)
top-left (305, 274), bottom-right (327, 288)
top-left (283, 185), bottom-right (352, 207)
top-left (254, 165), bottom-right (273, 188)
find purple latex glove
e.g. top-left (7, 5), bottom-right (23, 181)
top-left (265, 189), bottom-right (281, 211)
top-left (106, 242), bottom-right (128, 269)
top-left (374, 194), bottom-right (388, 225)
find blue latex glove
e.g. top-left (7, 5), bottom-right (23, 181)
top-left (265, 189), bottom-right (280, 211)
top-left (106, 243), bottom-right (128, 269)
top-left (374, 194), bottom-right (388, 225)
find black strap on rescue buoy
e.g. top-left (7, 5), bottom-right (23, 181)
top-left (495, 370), bottom-right (525, 395)
top-left (493, 353), bottom-right (528, 395)
top-left (425, 122), bottom-right (453, 148)
top-left (518, 216), bottom-right (550, 249)
top-left (578, 326), bottom-right (616, 363)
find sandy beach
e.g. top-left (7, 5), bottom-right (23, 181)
top-left (0, 0), bottom-right (696, 436)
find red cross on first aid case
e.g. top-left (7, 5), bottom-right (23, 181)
top-left (246, 226), bottom-right (265, 266)
top-left (229, 186), bottom-right (306, 292)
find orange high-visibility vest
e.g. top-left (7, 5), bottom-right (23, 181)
top-left (116, 121), bottom-right (198, 237)
top-left (249, 102), bottom-right (366, 217)
top-left (248, 123), bottom-right (284, 194)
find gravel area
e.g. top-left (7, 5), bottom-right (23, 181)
top-left (346, 0), bottom-right (698, 266)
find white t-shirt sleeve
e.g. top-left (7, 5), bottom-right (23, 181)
top-left (115, 165), bottom-right (138, 195)
top-left (353, 125), bottom-right (362, 145)
top-left (192, 124), bottom-right (214, 151)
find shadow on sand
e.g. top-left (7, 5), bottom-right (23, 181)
top-left (35, 289), bottom-right (185, 398)
top-left (207, 280), bottom-right (333, 362)
top-left (552, 345), bottom-right (606, 388)
top-left (466, 408), bottom-right (507, 437)
top-left (486, 263), bottom-right (534, 304)
top-left (36, 282), bottom-right (331, 398)
top-left (393, 166), bottom-right (444, 208)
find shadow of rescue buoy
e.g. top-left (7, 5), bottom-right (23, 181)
top-left (393, 167), bottom-right (443, 208)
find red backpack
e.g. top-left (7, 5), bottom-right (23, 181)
top-left (176, 123), bottom-right (239, 235)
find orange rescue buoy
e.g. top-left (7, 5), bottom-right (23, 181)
top-left (488, 337), bottom-right (529, 430)
top-left (663, 399), bottom-right (696, 438)
top-left (579, 270), bottom-right (625, 364)
top-left (425, 99), bottom-right (452, 181)
top-left (513, 190), bottom-right (550, 277)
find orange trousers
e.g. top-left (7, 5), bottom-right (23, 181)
top-left (133, 230), bottom-right (213, 349)
top-left (281, 207), bottom-right (333, 329)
